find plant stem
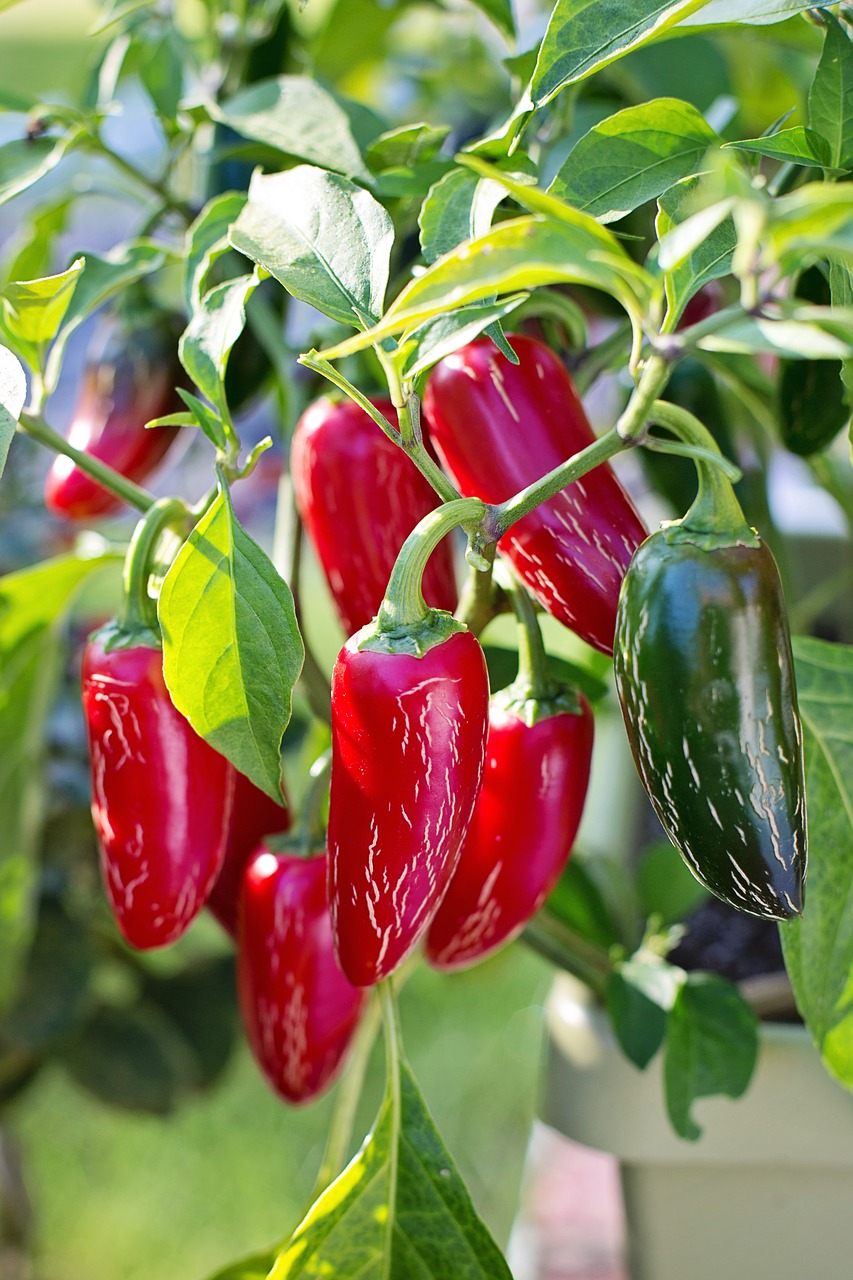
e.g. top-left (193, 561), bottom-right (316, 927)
top-left (494, 562), bottom-right (554, 699)
top-left (614, 354), bottom-right (672, 443)
top-left (647, 399), bottom-right (751, 537)
top-left (454, 541), bottom-right (502, 637)
top-left (119, 497), bottom-right (191, 637)
top-left (19, 412), bottom-right (156, 513)
top-left (310, 992), bottom-right (382, 1199)
top-left (87, 135), bottom-right (193, 221)
top-left (523, 913), bottom-right (613, 998)
top-left (377, 498), bottom-right (485, 632)
top-left (284, 487), bottom-right (332, 726)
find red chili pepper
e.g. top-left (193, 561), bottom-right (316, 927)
top-left (425, 689), bottom-right (593, 970)
top-left (423, 334), bottom-right (647, 654)
top-left (327, 497), bottom-right (490, 987)
top-left (291, 395), bottom-right (457, 635)
top-left (206, 770), bottom-right (291, 937)
top-left (45, 314), bottom-right (184, 520)
top-left (238, 847), bottom-right (366, 1104)
top-left (81, 636), bottom-right (234, 949)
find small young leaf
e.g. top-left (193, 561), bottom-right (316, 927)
top-left (607, 956), bottom-right (685, 1069)
top-left (230, 166), bottom-right (394, 329)
top-left (209, 76), bottom-right (371, 182)
top-left (270, 1058), bottom-right (513, 1279)
top-left (158, 484), bottom-right (304, 803)
top-left (2, 257), bottom-right (83, 347)
top-left (0, 344), bottom-right (26, 480)
top-left (656, 177), bottom-right (736, 324)
top-left (530, 0), bottom-right (712, 108)
top-left (403, 295), bottom-right (528, 379)
top-left (176, 388), bottom-right (228, 450)
top-left (724, 127), bottom-right (834, 171)
top-left (184, 192), bottom-right (248, 312)
top-left (179, 271), bottom-right (259, 418)
top-left (549, 97), bottom-right (718, 223)
top-left (0, 135), bottom-right (71, 208)
top-left (808, 14), bottom-right (853, 173)
top-left (366, 123), bottom-right (450, 173)
top-left (663, 972), bottom-right (758, 1140)
top-left (782, 639), bottom-right (853, 1091)
top-left (419, 168), bottom-right (506, 264)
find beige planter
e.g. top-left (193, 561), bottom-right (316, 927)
top-left (541, 974), bottom-right (853, 1280)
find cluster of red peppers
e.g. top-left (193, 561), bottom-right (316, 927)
top-left (75, 324), bottom-right (808, 1109)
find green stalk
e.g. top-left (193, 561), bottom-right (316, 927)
top-left (494, 563), bottom-right (554, 700)
top-left (117, 497), bottom-right (191, 642)
top-left (377, 498), bottom-right (485, 633)
top-left (614, 353), bottom-right (672, 443)
top-left (20, 412), bottom-right (156, 513)
top-left (310, 993), bottom-right (382, 1200)
top-left (647, 399), bottom-right (753, 538)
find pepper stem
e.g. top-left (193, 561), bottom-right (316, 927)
top-left (494, 562), bottom-right (555, 700)
top-left (118, 497), bottom-right (192, 641)
top-left (377, 497), bottom-right (486, 633)
top-left (647, 399), bottom-right (751, 537)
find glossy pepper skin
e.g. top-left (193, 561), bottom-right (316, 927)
top-left (328, 628), bottom-right (489, 986)
top-left (426, 686), bottom-right (593, 970)
top-left (45, 316), bottom-right (184, 520)
top-left (207, 770), bottom-right (291, 937)
top-left (291, 396), bottom-right (457, 635)
top-left (613, 530), bottom-right (807, 921)
top-left (82, 637), bottom-right (234, 948)
top-left (238, 848), bottom-right (365, 1105)
top-left (423, 335), bottom-right (646, 654)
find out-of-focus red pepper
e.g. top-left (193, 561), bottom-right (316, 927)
top-left (45, 314), bottom-right (185, 520)
top-left (238, 847), bottom-right (365, 1104)
top-left (290, 395), bottom-right (457, 635)
top-left (424, 334), bottom-right (647, 654)
top-left (206, 770), bottom-right (291, 937)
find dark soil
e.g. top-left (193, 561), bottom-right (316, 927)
top-left (668, 896), bottom-right (786, 983)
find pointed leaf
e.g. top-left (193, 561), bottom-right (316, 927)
top-left (656, 177), bottom-right (737, 324)
top-left (270, 1059), bottom-right (512, 1279)
top-left (724, 127), bottom-right (835, 171)
top-left (209, 76), bottom-right (371, 182)
top-left (607, 956), bottom-right (685, 1069)
top-left (404, 295), bottom-right (528, 379)
top-left (179, 271), bottom-right (259, 417)
top-left (419, 169), bottom-right (506, 264)
top-left (366, 124), bottom-right (450, 173)
top-left (808, 14), bottom-right (853, 173)
top-left (550, 97), bottom-right (718, 223)
top-left (0, 344), bottom-right (26, 480)
top-left (184, 192), bottom-right (248, 313)
top-left (230, 166), bottom-right (394, 328)
top-left (0, 134), bottom-right (71, 207)
top-left (158, 484), bottom-right (304, 803)
top-left (466, 0), bottom-right (514, 39)
top-left (2, 258), bottom-right (83, 347)
top-left (683, 0), bottom-right (840, 26)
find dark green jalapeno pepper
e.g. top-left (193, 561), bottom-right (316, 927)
top-left (613, 404), bottom-right (807, 922)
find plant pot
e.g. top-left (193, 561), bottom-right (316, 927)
top-left (541, 974), bottom-right (853, 1280)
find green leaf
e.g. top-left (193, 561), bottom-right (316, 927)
top-left (682, 0), bottom-right (839, 26)
top-left (209, 76), bottom-right (371, 182)
top-left (808, 14), bottom-right (853, 173)
top-left (530, 0), bottom-right (712, 108)
top-left (1, 258), bottom-right (83, 347)
top-left (549, 97), bottom-right (718, 223)
top-left (542, 855), bottom-right (621, 950)
top-left (44, 240), bottom-right (168, 389)
top-left (179, 271), bottom-right (259, 419)
top-left (656, 177), bottom-right (737, 324)
top-left (136, 26), bottom-right (185, 123)
top-left (607, 956), bottom-right (685, 1069)
top-left (142, 955), bottom-right (239, 1088)
top-left (693, 308), bottom-right (853, 359)
top-left (0, 554), bottom-right (116, 1009)
top-left (184, 192), bottom-right (248, 314)
top-left (419, 169), bottom-right (506, 265)
top-left (230, 165), bottom-right (394, 329)
top-left (366, 124), bottom-right (450, 173)
top-left (765, 182), bottom-right (853, 268)
top-left (2, 897), bottom-right (93, 1051)
top-left (318, 214), bottom-right (651, 361)
top-left (0, 344), bottom-right (26, 480)
top-left (403, 295), bottom-right (529, 379)
top-left (176, 388), bottom-right (228, 450)
top-left (637, 839), bottom-right (710, 925)
top-left (269, 1057), bottom-right (512, 1279)
top-left (158, 484), bottom-right (304, 803)
top-left (663, 972), bottom-right (758, 1140)
top-left (781, 639), bottom-right (853, 1090)
top-left (204, 1251), bottom-right (278, 1280)
top-left (2, 197), bottom-right (72, 285)
top-left (466, 0), bottom-right (514, 39)
top-left (0, 135), bottom-right (71, 207)
top-left (830, 259), bottom-right (853, 409)
top-left (724, 126), bottom-right (835, 171)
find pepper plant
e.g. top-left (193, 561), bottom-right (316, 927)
top-left (2, 0), bottom-right (853, 1275)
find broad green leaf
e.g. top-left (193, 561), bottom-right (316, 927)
top-left (44, 241), bottom-right (168, 389)
top-left (209, 77), bottom-right (371, 182)
top-left (607, 956), bottom-right (685, 1069)
top-left (466, 0), bottom-right (514, 39)
top-left (184, 192), bottom-right (247, 313)
top-left (0, 344), bottom-right (26, 480)
top-left (136, 26), bottom-right (185, 123)
top-left (694, 308), bottom-right (853, 359)
top-left (2, 258), bottom-right (83, 347)
top-left (724, 127), bottom-right (834, 171)
top-left (230, 166), bottom-right (394, 329)
top-left (159, 485), bottom-right (304, 803)
top-left (179, 271), bottom-right (259, 419)
top-left (270, 1058), bottom-right (512, 1279)
top-left (404, 295), bottom-right (528, 379)
top-left (782, 639), bottom-right (853, 1089)
top-left (682, 0), bottom-right (837, 25)
top-left (656, 178), bottom-right (736, 324)
top-left (366, 124), bottom-right (450, 173)
top-left (550, 98), bottom-right (718, 223)
top-left (0, 553), bottom-right (117, 1008)
top-left (318, 214), bottom-right (651, 361)
top-left (809, 15), bottom-right (853, 173)
top-left (419, 169), bottom-right (506, 265)
top-left (0, 135), bottom-right (71, 207)
top-left (530, 0), bottom-right (712, 108)
top-left (663, 972), bottom-right (758, 1140)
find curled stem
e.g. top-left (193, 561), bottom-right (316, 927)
top-left (20, 412), bottom-right (156, 513)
